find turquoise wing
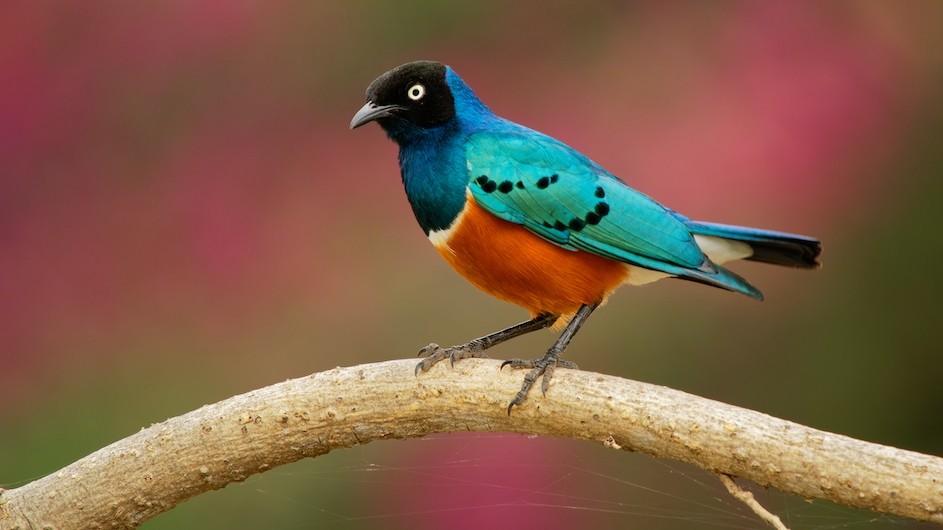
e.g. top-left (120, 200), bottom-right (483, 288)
top-left (466, 130), bottom-right (706, 269)
top-left (465, 129), bottom-right (763, 298)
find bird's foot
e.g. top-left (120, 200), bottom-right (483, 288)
top-left (415, 341), bottom-right (489, 375)
top-left (500, 348), bottom-right (578, 414)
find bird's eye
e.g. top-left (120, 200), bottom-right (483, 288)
top-left (407, 83), bottom-right (425, 101)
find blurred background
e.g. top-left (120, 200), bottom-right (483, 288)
top-left (2, 2), bottom-right (942, 529)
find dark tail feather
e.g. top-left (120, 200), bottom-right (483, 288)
top-left (685, 221), bottom-right (822, 269)
top-left (678, 262), bottom-right (765, 300)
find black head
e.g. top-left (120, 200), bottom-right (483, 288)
top-left (349, 61), bottom-right (455, 134)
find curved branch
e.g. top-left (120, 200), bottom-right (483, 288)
top-left (1, 359), bottom-right (941, 529)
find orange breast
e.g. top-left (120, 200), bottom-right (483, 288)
top-left (432, 197), bottom-right (629, 317)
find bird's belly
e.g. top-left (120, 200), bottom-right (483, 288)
top-left (429, 197), bottom-right (629, 317)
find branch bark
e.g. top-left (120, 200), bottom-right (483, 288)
top-left (1, 359), bottom-right (941, 529)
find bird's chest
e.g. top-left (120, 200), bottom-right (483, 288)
top-left (429, 195), bottom-right (629, 317)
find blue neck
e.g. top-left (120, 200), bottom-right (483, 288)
top-left (398, 123), bottom-right (467, 234)
top-left (392, 67), bottom-right (496, 234)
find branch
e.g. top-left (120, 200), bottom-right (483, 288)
top-left (1, 359), bottom-right (941, 529)
top-left (719, 474), bottom-right (789, 530)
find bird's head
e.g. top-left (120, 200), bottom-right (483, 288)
top-left (349, 60), bottom-right (460, 143)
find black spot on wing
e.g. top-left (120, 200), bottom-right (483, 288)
top-left (535, 174), bottom-right (558, 190)
top-left (475, 175), bottom-right (497, 193)
top-left (546, 199), bottom-right (611, 233)
top-left (583, 200), bottom-right (609, 226)
top-left (478, 171), bottom-right (611, 238)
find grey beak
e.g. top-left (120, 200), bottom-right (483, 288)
top-left (350, 101), bottom-right (401, 129)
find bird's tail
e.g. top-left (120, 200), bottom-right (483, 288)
top-left (684, 220), bottom-right (822, 269)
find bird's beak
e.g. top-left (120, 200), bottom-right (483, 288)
top-left (349, 101), bottom-right (401, 130)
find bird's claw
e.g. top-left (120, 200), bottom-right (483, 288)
top-left (500, 357), bottom-right (578, 370)
top-left (414, 340), bottom-right (578, 416)
top-left (416, 343), bottom-right (440, 358)
top-left (501, 351), bottom-right (577, 414)
top-left (414, 341), bottom-right (488, 375)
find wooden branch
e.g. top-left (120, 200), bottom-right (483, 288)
top-left (1, 359), bottom-right (941, 529)
top-left (719, 474), bottom-right (789, 530)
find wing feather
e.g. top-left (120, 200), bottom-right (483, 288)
top-left (466, 129), bottom-right (708, 271)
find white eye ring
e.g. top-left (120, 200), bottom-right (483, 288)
top-left (407, 83), bottom-right (425, 101)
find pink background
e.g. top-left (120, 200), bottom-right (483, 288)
top-left (2, 3), bottom-right (941, 529)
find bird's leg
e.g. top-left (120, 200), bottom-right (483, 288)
top-left (416, 313), bottom-right (558, 375)
top-left (502, 303), bottom-right (598, 414)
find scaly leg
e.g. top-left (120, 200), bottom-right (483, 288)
top-left (502, 303), bottom-right (598, 414)
top-left (415, 313), bottom-right (558, 375)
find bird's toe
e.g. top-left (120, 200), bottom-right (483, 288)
top-left (417, 343), bottom-right (442, 357)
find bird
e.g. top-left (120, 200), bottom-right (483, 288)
top-left (350, 60), bottom-right (821, 413)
